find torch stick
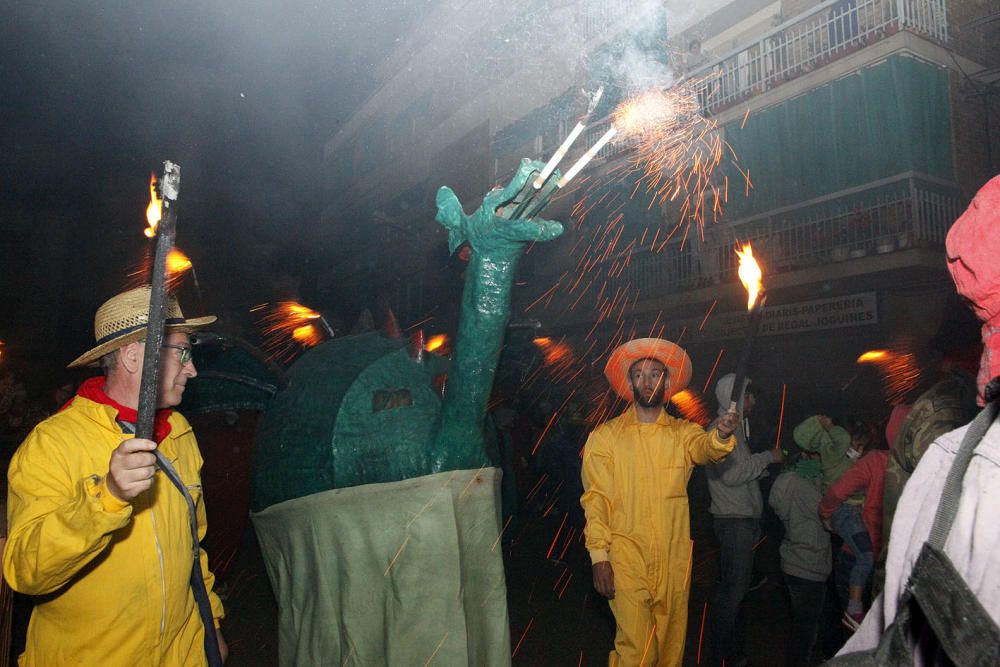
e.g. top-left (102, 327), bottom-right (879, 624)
top-left (728, 292), bottom-right (766, 411)
top-left (137, 162), bottom-right (226, 667)
top-left (135, 161), bottom-right (181, 440)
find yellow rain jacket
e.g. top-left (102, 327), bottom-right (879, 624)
top-left (581, 407), bottom-right (734, 667)
top-left (4, 394), bottom-right (223, 666)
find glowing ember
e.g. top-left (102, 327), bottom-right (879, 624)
top-left (166, 248), bottom-right (192, 275)
top-left (735, 243), bottom-right (763, 309)
top-left (425, 334), bottom-right (449, 353)
top-left (857, 350), bottom-right (889, 363)
top-left (144, 173), bottom-right (162, 238)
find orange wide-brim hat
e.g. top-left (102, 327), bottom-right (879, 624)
top-left (604, 337), bottom-right (693, 403)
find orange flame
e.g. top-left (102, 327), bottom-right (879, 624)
top-left (166, 248), bottom-right (192, 275)
top-left (425, 334), bottom-right (449, 353)
top-left (670, 389), bottom-right (712, 427)
top-left (145, 173), bottom-right (162, 238)
top-left (857, 350), bottom-right (889, 363)
top-left (735, 243), bottom-right (763, 310)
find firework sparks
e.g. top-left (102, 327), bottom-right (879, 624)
top-left (775, 383), bottom-right (787, 449)
top-left (511, 618), bottom-right (534, 658)
top-left (258, 301), bottom-right (333, 362)
top-left (546, 513), bottom-right (569, 560)
top-left (697, 602), bottom-right (709, 664)
top-left (422, 633), bottom-right (449, 667)
top-left (610, 77), bottom-right (739, 237)
top-left (857, 346), bottom-right (920, 404)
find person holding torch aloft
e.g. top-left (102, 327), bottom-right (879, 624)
top-left (581, 338), bottom-right (738, 666)
top-left (3, 287), bottom-right (227, 665)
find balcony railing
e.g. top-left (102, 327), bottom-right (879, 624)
top-left (687, 0), bottom-right (949, 114)
top-left (617, 174), bottom-right (962, 295)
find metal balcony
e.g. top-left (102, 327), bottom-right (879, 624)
top-left (618, 174), bottom-right (962, 294)
top-left (687, 0), bottom-right (949, 113)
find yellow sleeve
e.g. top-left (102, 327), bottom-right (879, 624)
top-left (681, 419), bottom-right (735, 465)
top-left (3, 428), bottom-right (132, 595)
top-left (580, 429), bottom-right (613, 564)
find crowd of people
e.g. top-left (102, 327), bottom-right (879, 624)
top-left (0, 176), bottom-right (997, 666)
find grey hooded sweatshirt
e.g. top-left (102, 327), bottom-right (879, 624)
top-left (705, 373), bottom-right (774, 519)
top-left (769, 470), bottom-right (832, 581)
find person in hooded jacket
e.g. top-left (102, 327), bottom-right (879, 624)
top-left (769, 446), bottom-right (830, 667)
top-left (837, 174), bottom-right (1000, 663)
top-left (705, 373), bottom-right (782, 667)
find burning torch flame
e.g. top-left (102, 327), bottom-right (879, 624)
top-left (735, 243), bottom-right (763, 310)
top-left (425, 334), bottom-right (449, 353)
top-left (166, 248), bottom-right (192, 275)
top-left (145, 173), bottom-right (162, 238)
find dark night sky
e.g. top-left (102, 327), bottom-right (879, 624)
top-left (0, 1), bottom-right (428, 372)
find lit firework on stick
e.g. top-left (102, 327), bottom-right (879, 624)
top-left (257, 301), bottom-right (335, 362)
top-left (728, 243), bottom-right (766, 411)
top-left (857, 346), bottom-right (920, 405)
top-left (532, 87), bottom-right (603, 190)
top-left (511, 87), bottom-right (605, 219)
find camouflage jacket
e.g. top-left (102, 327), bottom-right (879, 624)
top-left (875, 370), bottom-right (977, 593)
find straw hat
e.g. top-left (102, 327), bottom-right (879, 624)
top-left (68, 285), bottom-right (216, 368)
top-left (604, 337), bottom-right (693, 402)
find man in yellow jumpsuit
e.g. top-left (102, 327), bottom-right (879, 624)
top-left (4, 286), bottom-right (227, 665)
top-left (582, 338), bottom-right (738, 666)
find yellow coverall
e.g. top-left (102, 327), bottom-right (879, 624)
top-left (4, 395), bottom-right (223, 666)
top-left (581, 406), bottom-right (734, 667)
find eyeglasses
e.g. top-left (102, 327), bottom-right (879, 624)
top-left (162, 344), bottom-right (193, 365)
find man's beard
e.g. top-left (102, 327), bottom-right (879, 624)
top-left (633, 384), bottom-right (665, 408)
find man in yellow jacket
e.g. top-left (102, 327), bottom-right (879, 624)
top-left (582, 338), bottom-right (738, 666)
top-left (3, 286), bottom-right (227, 666)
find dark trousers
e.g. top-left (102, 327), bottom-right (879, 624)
top-left (785, 573), bottom-right (826, 667)
top-left (710, 517), bottom-right (760, 666)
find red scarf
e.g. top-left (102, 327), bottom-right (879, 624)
top-left (73, 376), bottom-right (173, 443)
